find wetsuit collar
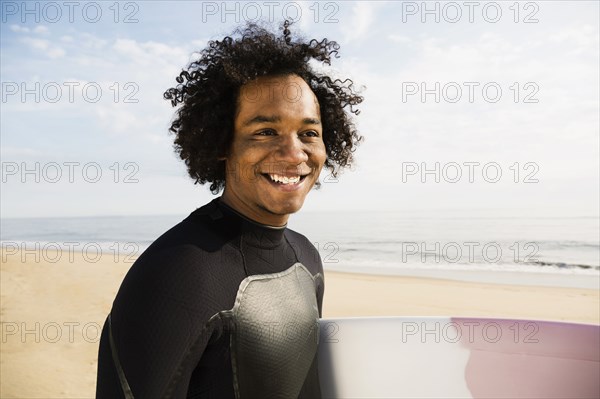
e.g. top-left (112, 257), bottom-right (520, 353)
top-left (212, 197), bottom-right (286, 249)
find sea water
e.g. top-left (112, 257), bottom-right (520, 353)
top-left (2, 211), bottom-right (598, 288)
top-left (290, 211), bottom-right (600, 288)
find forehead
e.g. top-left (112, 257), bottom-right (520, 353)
top-left (236, 74), bottom-right (320, 120)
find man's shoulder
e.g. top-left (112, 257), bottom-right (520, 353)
top-left (284, 227), bottom-right (323, 275)
top-left (131, 198), bottom-right (227, 266)
top-left (283, 227), bottom-right (316, 249)
top-left (154, 198), bottom-right (224, 245)
top-left (116, 199), bottom-right (232, 297)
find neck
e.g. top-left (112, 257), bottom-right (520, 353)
top-left (218, 194), bottom-right (289, 228)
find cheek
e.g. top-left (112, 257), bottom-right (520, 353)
top-left (313, 143), bottom-right (327, 165)
top-left (229, 142), bottom-right (263, 163)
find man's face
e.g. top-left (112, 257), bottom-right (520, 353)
top-left (220, 74), bottom-right (326, 226)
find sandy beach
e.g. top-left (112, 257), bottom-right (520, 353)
top-left (1, 248), bottom-right (598, 397)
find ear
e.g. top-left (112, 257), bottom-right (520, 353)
top-left (218, 137), bottom-right (232, 161)
top-left (217, 147), bottom-right (228, 161)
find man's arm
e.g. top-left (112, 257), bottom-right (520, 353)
top-left (96, 246), bottom-right (218, 398)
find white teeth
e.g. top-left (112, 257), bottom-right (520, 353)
top-left (268, 174), bottom-right (301, 184)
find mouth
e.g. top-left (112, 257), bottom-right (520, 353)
top-left (260, 172), bottom-right (309, 191)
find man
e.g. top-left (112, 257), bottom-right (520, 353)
top-left (96, 20), bottom-right (363, 398)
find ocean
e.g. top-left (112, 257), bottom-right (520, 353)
top-left (2, 211), bottom-right (599, 289)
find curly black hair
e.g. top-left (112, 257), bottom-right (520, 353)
top-left (163, 20), bottom-right (364, 193)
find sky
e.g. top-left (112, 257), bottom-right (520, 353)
top-left (1, 0), bottom-right (599, 218)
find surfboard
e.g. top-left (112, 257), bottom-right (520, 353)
top-left (317, 317), bottom-right (600, 398)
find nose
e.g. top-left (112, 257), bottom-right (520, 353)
top-left (276, 134), bottom-right (309, 165)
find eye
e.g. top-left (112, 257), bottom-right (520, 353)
top-left (301, 130), bottom-right (320, 138)
top-left (256, 129), bottom-right (276, 136)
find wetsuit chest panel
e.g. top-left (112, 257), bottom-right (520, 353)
top-left (227, 262), bottom-right (320, 399)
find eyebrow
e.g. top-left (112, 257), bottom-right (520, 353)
top-left (242, 115), bottom-right (321, 127)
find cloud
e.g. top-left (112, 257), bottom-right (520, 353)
top-left (340, 1), bottom-right (385, 43)
top-left (20, 37), bottom-right (65, 59)
top-left (0, 146), bottom-right (43, 159)
top-left (9, 25), bottom-right (29, 33)
top-left (328, 21), bottom-right (599, 196)
top-left (388, 34), bottom-right (412, 44)
top-left (80, 33), bottom-right (108, 50)
top-left (3, 7), bottom-right (597, 216)
top-left (9, 24), bottom-right (50, 35)
top-left (33, 26), bottom-right (49, 34)
top-left (549, 24), bottom-right (599, 56)
top-left (112, 38), bottom-right (190, 68)
top-left (190, 38), bottom-right (209, 48)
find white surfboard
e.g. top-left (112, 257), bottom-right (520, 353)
top-left (318, 317), bottom-right (600, 398)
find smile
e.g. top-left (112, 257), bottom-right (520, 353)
top-left (266, 173), bottom-right (307, 184)
top-left (261, 173), bottom-right (309, 191)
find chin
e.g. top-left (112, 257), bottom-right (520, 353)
top-left (268, 198), bottom-right (306, 215)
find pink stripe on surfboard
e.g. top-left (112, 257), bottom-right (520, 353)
top-left (451, 318), bottom-right (600, 399)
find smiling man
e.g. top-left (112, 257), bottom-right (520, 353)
top-left (222, 74), bottom-right (326, 226)
top-left (96, 21), bottom-right (363, 398)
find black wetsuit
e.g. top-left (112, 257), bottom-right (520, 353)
top-left (96, 197), bottom-right (324, 398)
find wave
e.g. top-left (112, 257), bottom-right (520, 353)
top-left (524, 260), bottom-right (599, 271)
